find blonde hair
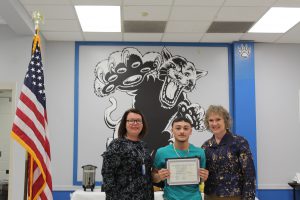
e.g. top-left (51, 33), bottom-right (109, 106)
top-left (204, 105), bottom-right (232, 130)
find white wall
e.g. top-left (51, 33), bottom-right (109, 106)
top-left (0, 96), bottom-right (12, 180)
top-left (45, 41), bottom-right (76, 190)
top-left (2, 23), bottom-right (300, 195)
top-left (255, 43), bottom-right (300, 189)
top-left (0, 24), bottom-right (31, 200)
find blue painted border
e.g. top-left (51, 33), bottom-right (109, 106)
top-left (73, 42), bottom-right (80, 185)
top-left (256, 189), bottom-right (300, 200)
top-left (54, 189), bottom-right (299, 200)
top-left (73, 41), bottom-right (233, 185)
top-left (231, 42), bottom-right (257, 171)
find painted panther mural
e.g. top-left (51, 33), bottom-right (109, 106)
top-left (94, 47), bottom-right (208, 154)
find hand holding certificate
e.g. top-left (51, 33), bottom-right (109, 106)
top-left (166, 157), bottom-right (200, 185)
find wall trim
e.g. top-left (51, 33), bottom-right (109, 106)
top-left (53, 185), bottom-right (83, 191)
top-left (258, 184), bottom-right (291, 190)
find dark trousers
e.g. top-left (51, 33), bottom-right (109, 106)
top-left (204, 194), bottom-right (241, 200)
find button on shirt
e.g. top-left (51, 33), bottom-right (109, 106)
top-left (202, 132), bottom-right (256, 200)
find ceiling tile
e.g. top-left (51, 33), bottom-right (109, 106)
top-left (123, 33), bottom-right (162, 41)
top-left (274, 0), bottom-right (300, 7)
top-left (240, 33), bottom-right (282, 43)
top-left (24, 5), bottom-right (77, 20)
top-left (216, 6), bottom-right (269, 21)
top-left (124, 0), bottom-right (172, 6)
top-left (224, 0), bottom-right (276, 7)
top-left (174, 0), bottom-right (225, 6)
top-left (83, 32), bottom-right (123, 41)
top-left (276, 23), bottom-right (300, 43)
top-left (40, 19), bottom-right (81, 31)
top-left (20, 0), bottom-right (70, 5)
top-left (170, 6), bottom-right (219, 21)
top-left (166, 21), bottom-right (210, 33)
top-left (42, 31), bottom-right (83, 41)
top-left (0, 16), bottom-right (6, 24)
top-left (200, 33), bottom-right (242, 42)
top-left (162, 33), bottom-right (202, 42)
top-left (71, 0), bottom-right (122, 6)
top-left (123, 6), bottom-right (171, 21)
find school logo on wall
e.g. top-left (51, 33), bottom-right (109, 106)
top-left (93, 47), bottom-right (208, 154)
top-left (238, 44), bottom-right (251, 59)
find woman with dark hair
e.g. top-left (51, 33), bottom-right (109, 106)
top-left (101, 108), bottom-right (154, 200)
top-left (202, 105), bottom-right (256, 200)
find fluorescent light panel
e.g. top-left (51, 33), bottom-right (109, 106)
top-left (75, 6), bottom-right (121, 32)
top-left (249, 7), bottom-right (300, 33)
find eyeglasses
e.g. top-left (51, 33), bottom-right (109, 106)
top-left (126, 119), bottom-right (143, 124)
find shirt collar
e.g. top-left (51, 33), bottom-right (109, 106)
top-left (218, 131), bottom-right (234, 145)
top-left (209, 131), bottom-right (234, 147)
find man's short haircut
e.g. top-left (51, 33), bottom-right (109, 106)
top-left (172, 116), bottom-right (192, 127)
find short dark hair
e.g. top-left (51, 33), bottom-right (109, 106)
top-left (204, 105), bottom-right (232, 130)
top-left (172, 116), bottom-right (192, 127)
top-left (118, 108), bottom-right (148, 139)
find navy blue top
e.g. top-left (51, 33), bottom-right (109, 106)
top-left (202, 132), bottom-right (256, 200)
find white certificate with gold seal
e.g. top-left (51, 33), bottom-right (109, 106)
top-left (166, 157), bottom-right (200, 185)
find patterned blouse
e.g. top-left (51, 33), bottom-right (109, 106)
top-left (101, 138), bottom-right (154, 200)
top-left (202, 132), bottom-right (256, 200)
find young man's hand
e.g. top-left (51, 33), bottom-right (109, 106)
top-left (199, 168), bottom-right (209, 182)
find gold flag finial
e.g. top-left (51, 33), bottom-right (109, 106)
top-left (31, 11), bottom-right (43, 53)
top-left (32, 11), bottom-right (44, 31)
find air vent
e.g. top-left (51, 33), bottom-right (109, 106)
top-left (207, 21), bottom-right (254, 33)
top-left (124, 21), bottom-right (166, 33)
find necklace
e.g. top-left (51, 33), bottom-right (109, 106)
top-left (173, 144), bottom-right (189, 158)
top-left (133, 142), bottom-right (146, 176)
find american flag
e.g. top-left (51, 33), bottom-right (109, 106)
top-left (11, 33), bottom-right (53, 200)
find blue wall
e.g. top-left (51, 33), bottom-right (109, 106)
top-left (257, 189), bottom-right (300, 200)
top-left (54, 189), bottom-right (299, 200)
top-left (53, 191), bottom-right (73, 200)
top-left (231, 42), bottom-right (257, 171)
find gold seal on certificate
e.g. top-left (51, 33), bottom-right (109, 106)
top-left (166, 157), bottom-right (200, 185)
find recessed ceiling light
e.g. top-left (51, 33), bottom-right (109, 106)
top-left (249, 7), bottom-right (300, 33)
top-left (75, 5), bottom-right (121, 32)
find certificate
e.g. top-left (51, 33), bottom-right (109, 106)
top-left (166, 157), bottom-right (200, 186)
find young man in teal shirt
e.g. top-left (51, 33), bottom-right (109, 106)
top-left (152, 117), bottom-right (209, 200)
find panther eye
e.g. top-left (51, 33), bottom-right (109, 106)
top-left (184, 72), bottom-right (190, 77)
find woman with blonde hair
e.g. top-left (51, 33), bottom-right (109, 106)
top-left (202, 105), bottom-right (256, 200)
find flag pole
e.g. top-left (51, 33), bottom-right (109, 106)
top-left (22, 11), bottom-right (44, 200)
top-left (23, 153), bottom-right (28, 200)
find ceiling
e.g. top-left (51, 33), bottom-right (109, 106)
top-left (1, 0), bottom-right (300, 43)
